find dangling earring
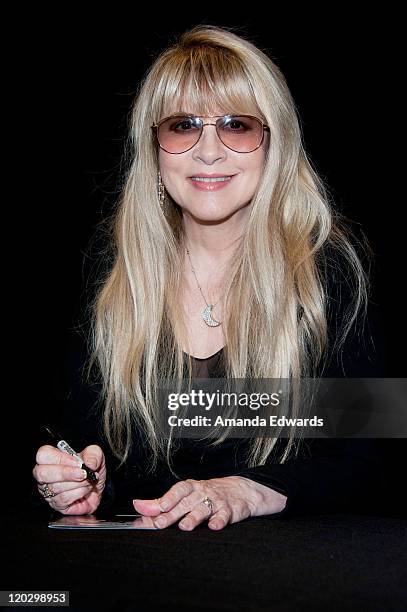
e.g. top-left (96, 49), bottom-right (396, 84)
top-left (157, 170), bottom-right (166, 213)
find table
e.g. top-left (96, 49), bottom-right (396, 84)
top-left (3, 509), bottom-right (406, 611)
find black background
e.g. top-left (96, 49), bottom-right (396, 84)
top-left (9, 11), bottom-right (404, 513)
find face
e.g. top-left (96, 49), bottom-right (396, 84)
top-left (158, 110), bottom-right (269, 224)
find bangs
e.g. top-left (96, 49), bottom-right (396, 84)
top-left (152, 45), bottom-right (264, 121)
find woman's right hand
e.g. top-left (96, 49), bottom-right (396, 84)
top-left (32, 444), bottom-right (107, 515)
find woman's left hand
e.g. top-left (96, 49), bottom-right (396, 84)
top-left (132, 476), bottom-right (287, 531)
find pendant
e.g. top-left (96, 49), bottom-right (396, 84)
top-left (202, 305), bottom-right (221, 327)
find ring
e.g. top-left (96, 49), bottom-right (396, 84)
top-left (41, 484), bottom-right (56, 499)
top-left (201, 496), bottom-right (214, 516)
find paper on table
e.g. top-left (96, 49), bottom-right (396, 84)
top-left (48, 514), bottom-right (158, 529)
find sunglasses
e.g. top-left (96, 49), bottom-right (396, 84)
top-left (151, 114), bottom-right (270, 154)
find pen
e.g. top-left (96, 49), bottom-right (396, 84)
top-left (41, 424), bottom-right (98, 483)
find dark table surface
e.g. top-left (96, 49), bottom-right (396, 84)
top-left (3, 508), bottom-right (407, 612)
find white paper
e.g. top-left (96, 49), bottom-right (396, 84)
top-left (48, 514), bottom-right (158, 529)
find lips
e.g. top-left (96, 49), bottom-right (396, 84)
top-left (189, 174), bottom-right (235, 178)
top-left (188, 174), bottom-right (236, 191)
top-left (191, 176), bottom-right (232, 183)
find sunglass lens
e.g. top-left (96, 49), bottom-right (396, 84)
top-left (218, 116), bottom-right (263, 152)
top-left (157, 116), bottom-right (201, 153)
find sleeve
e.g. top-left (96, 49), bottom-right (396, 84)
top-left (234, 438), bottom-right (384, 518)
top-left (29, 326), bottom-right (120, 516)
top-left (233, 263), bottom-right (388, 519)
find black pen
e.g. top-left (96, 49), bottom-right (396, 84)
top-left (41, 424), bottom-right (98, 483)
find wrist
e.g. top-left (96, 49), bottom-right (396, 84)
top-left (236, 476), bottom-right (288, 516)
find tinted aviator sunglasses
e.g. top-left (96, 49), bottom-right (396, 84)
top-left (151, 114), bottom-right (270, 154)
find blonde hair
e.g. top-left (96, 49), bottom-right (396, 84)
top-left (84, 25), bottom-right (371, 473)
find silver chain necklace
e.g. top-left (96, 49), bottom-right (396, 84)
top-left (186, 247), bottom-right (222, 327)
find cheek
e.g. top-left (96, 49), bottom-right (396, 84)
top-left (158, 151), bottom-right (174, 177)
top-left (159, 156), bottom-right (187, 188)
top-left (244, 158), bottom-right (266, 188)
top-left (159, 167), bottom-right (188, 205)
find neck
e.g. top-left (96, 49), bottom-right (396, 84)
top-left (182, 209), bottom-right (247, 266)
top-left (181, 209), bottom-right (247, 298)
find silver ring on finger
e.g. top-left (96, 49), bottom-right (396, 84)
top-left (201, 496), bottom-right (214, 517)
top-left (41, 484), bottom-right (57, 499)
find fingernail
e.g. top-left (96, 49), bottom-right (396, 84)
top-left (75, 469), bottom-right (87, 480)
top-left (179, 520), bottom-right (191, 530)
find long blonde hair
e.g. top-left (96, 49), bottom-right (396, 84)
top-left (84, 25), bottom-right (371, 473)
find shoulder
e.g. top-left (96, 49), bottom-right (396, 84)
top-left (317, 244), bottom-right (386, 377)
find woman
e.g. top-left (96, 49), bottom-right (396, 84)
top-left (32, 25), bottom-right (382, 530)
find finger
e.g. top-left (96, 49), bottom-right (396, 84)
top-left (132, 499), bottom-right (162, 517)
top-left (36, 445), bottom-right (83, 467)
top-left (207, 508), bottom-right (231, 531)
top-left (46, 484), bottom-right (93, 511)
top-left (178, 498), bottom-right (222, 531)
top-left (38, 478), bottom-right (97, 497)
top-left (152, 490), bottom-right (204, 529)
top-left (33, 464), bottom-right (88, 484)
top-left (80, 445), bottom-right (104, 471)
top-left (134, 479), bottom-right (198, 515)
top-left (50, 489), bottom-right (102, 516)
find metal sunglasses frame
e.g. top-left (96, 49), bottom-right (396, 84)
top-left (151, 114), bottom-right (270, 154)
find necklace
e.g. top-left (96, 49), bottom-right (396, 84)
top-left (186, 247), bottom-right (223, 327)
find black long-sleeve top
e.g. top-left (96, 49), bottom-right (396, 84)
top-left (34, 274), bottom-right (392, 520)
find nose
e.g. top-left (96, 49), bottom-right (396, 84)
top-left (191, 123), bottom-right (227, 164)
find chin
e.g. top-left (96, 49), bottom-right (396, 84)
top-left (187, 208), bottom-right (237, 224)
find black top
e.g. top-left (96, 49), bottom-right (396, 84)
top-left (32, 281), bottom-right (394, 520)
